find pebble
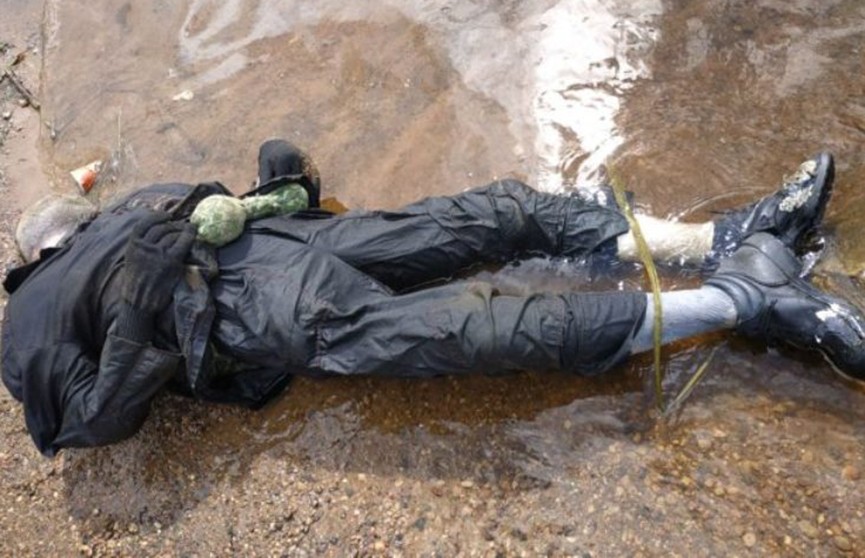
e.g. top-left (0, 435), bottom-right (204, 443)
top-left (841, 465), bottom-right (860, 481)
top-left (1, 111), bottom-right (11, 120)
top-left (172, 89), bottom-right (194, 101)
top-left (17, 98), bottom-right (29, 108)
top-left (834, 535), bottom-right (853, 552)
top-left (742, 532), bottom-right (757, 547)
top-left (798, 520), bottom-right (819, 539)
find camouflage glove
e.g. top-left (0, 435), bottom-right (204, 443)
top-left (242, 183), bottom-right (309, 219)
top-left (190, 184), bottom-right (308, 246)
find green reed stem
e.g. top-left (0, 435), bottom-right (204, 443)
top-left (609, 171), bottom-right (665, 411)
top-left (665, 346), bottom-right (719, 416)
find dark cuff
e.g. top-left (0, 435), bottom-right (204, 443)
top-left (115, 302), bottom-right (156, 344)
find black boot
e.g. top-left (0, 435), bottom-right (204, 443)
top-left (709, 153), bottom-right (834, 265)
top-left (706, 232), bottom-right (865, 381)
top-left (256, 139), bottom-right (322, 208)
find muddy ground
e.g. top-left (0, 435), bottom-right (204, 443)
top-left (2, 1), bottom-right (865, 556)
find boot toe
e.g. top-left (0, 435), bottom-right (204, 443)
top-left (773, 152), bottom-right (834, 246)
top-left (814, 302), bottom-right (865, 381)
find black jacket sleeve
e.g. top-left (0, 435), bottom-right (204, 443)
top-left (2, 196), bottom-right (198, 457)
top-left (15, 328), bottom-right (180, 456)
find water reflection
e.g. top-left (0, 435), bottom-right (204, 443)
top-left (177, 0), bottom-right (663, 190)
top-left (42, 0), bottom-right (663, 201)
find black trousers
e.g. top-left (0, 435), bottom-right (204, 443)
top-left (210, 180), bottom-right (647, 378)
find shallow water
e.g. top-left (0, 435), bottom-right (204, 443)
top-left (11, 0), bottom-right (865, 553)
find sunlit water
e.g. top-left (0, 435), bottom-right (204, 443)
top-left (174, 0), bottom-right (662, 191)
top-left (17, 0), bottom-right (865, 552)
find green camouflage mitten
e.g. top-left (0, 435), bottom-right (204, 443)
top-left (242, 183), bottom-right (309, 219)
top-left (190, 184), bottom-right (308, 246)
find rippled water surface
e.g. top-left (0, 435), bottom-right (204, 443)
top-left (16, 0), bottom-right (865, 553)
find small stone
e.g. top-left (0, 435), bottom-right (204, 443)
top-left (742, 532), bottom-right (757, 547)
top-left (1, 111), bottom-right (11, 120)
top-left (127, 523), bottom-right (138, 534)
top-left (460, 480), bottom-right (475, 489)
top-left (17, 98), bottom-right (29, 108)
top-left (798, 520), bottom-right (819, 539)
top-left (172, 89), bottom-right (194, 101)
top-left (373, 541), bottom-right (386, 551)
top-left (834, 535), bottom-right (853, 552)
top-left (842, 465), bottom-right (860, 481)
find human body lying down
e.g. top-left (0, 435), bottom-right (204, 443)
top-left (3, 140), bottom-right (862, 456)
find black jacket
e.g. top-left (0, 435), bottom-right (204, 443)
top-left (1, 183), bottom-right (293, 456)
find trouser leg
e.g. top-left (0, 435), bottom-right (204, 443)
top-left (250, 179), bottom-right (629, 291)
top-left (213, 235), bottom-right (646, 377)
top-left (309, 282), bottom-right (647, 377)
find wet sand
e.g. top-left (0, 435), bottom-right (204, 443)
top-left (2, 0), bottom-right (865, 555)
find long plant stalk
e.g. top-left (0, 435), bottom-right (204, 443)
top-left (609, 173), bottom-right (665, 411)
top-left (665, 346), bottom-right (719, 416)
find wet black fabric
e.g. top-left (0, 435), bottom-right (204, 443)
top-left (1, 200), bottom-right (192, 455)
top-left (256, 139), bottom-right (321, 208)
top-left (1, 178), bottom-right (645, 456)
top-left (213, 180), bottom-right (645, 379)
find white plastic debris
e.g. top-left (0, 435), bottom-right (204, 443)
top-left (70, 161), bottom-right (103, 194)
top-left (172, 90), bottom-right (195, 101)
